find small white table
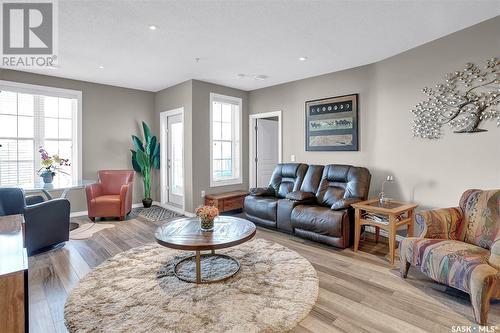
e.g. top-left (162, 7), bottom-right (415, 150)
top-left (20, 178), bottom-right (95, 200)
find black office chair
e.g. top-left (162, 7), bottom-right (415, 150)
top-left (0, 187), bottom-right (71, 255)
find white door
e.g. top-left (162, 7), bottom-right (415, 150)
top-left (256, 118), bottom-right (279, 187)
top-left (167, 114), bottom-right (183, 206)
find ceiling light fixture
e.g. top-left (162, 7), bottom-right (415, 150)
top-left (299, 56), bottom-right (308, 61)
top-left (149, 25), bottom-right (158, 31)
top-left (98, 65), bottom-right (104, 69)
top-left (255, 75), bottom-right (268, 80)
top-left (237, 73), bottom-right (246, 79)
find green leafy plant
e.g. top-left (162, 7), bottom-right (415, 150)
top-left (130, 122), bottom-right (160, 200)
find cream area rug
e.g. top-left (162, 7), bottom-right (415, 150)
top-left (64, 238), bottom-right (319, 333)
top-left (69, 222), bottom-right (115, 240)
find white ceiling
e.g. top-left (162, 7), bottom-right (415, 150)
top-left (5, 1), bottom-right (500, 92)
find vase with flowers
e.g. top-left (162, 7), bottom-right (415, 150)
top-left (37, 147), bottom-right (71, 184)
top-left (195, 205), bottom-right (219, 231)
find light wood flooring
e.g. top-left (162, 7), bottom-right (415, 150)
top-left (29, 215), bottom-right (500, 333)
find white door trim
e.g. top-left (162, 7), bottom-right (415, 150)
top-left (249, 110), bottom-right (282, 189)
top-left (160, 108), bottom-right (185, 212)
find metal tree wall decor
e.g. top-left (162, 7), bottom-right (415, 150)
top-left (412, 58), bottom-right (500, 139)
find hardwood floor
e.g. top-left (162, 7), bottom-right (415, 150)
top-left (29, 215), bottom-right (499, 332)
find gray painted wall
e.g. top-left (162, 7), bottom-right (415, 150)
top-left (154, 79), bottom-right (248, 212)
top-left (154, 80), bottom-right (194, 212)
top-left (191, 80), bottom-right (249, 209)
top-left (0, 69), bottom-right (155, 212)
top-left (249, 16), bottom-right (500, 208)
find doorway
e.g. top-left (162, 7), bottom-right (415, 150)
top-left (249, 111), bottom-right (282, 188)
top-left (160, 108), bottom-right (184, 209)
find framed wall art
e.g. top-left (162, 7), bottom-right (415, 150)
top-left (305, 94), bottom-right (358, 151)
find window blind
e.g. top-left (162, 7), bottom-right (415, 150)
top-left (0, 89), bottom-right (77, 185)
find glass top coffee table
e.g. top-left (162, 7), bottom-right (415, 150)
top-left (20, 178), bottom-right (95, 200)
top-left (155, 216), bottom-right (256, 284)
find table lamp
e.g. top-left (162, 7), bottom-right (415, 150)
top-left (379, 175), bottom-right (394, 203)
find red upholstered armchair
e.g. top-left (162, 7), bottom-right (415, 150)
top-left (85, 170), bottom-right (134, 221)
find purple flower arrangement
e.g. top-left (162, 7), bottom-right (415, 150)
top-left (37, 147), bottom-right (71, 179)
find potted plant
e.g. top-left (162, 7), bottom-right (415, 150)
top-left (37, 147), bottom-right (70, 183)
top-left (130, 122), bottom-right (160, 208)
top-left (195, 205), bottom-right (219, 231)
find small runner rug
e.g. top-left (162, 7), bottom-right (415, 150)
top-left (131, 205), bottom-right (182, 222)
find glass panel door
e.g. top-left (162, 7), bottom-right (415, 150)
top-left (167, 114), bottom-right (183, 206)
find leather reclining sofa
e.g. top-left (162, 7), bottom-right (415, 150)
top-left (244, 163), bottom-right (371, 248)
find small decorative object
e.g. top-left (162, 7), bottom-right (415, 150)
top-left (37, 147), bottom-right (70, 184)
top-left (195, 205), bottom-right (219, 231)
top-left (130, 121), bottom-right (160, 208)
top-left (305, 94), bottom-right (358, 151)
top-left (412, 57), bottom-right (500, 139)
top-left (379, 175), bottom-right (395, 204)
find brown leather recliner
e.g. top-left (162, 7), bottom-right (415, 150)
top-left (244, 163), bottom-right (371, 249)
top-left (291, 164), bottom-right (371, 248)
top-left (85, 170), bottom-right (134, 221)
top-left (244, 163), bottom-right (308, 228)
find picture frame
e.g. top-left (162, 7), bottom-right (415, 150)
top-left (305, 93), bottom-right (358, 151)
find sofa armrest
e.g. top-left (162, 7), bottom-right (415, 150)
top-left (490, 238), bottom-right (500, 270)
top-left (249, 187), bottom-right (275, 197)
top-left (331, 198), bottom-right (362, 211)
top-left (415, 207), bottom-right (463, 239)
top-left (85, 183), bottom-right (103, 200)
top-left (286, 191), bottom-right (316, 203)
top-left (119, 183), bottom-right (133, 216)
top-left (25, 195), bottom-right (45, 206)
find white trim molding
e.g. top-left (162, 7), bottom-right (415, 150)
top-left (0, 80), bottom-right (83, 181)
top-left (209, 93), bottom-right (243, 188)
top-left (159, 108), bottom-right (185, 212)
top-left (248, 110), bottom-right (283, 189)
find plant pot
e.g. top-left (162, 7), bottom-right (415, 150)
top-left (200, 217), bottom-right (215, 232)
top-left (142, 198), bottom-right (153, 208)
top-left (40, 170), bottom-right (54, 184)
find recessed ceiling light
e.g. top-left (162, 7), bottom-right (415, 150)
top-left (255, 75), bottom-right (268, 80)
top-left (98, 65), bottom-right (104, 69)
top-left (149, 25), bottom-right (158, 31)
top-left (299, 56), bottom-right (308, 61)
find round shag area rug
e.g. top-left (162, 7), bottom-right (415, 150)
top-left (64, 238), bottom-right (319, 333)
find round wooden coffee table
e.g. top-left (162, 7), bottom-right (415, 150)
top-left (155, 216), bottom-right (256, 284)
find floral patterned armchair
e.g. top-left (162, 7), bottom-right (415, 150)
top-left (399, 189), bottom-right (500, 325)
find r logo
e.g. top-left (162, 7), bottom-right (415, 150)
top-left (2, 2), bottom-right (53, 54)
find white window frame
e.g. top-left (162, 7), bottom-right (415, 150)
top-left (0, 80), bottom-right (83, 182)
top-left (209, 93), bottom-right (243, 187)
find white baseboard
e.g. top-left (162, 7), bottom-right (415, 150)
top-left (154, 201), bottom-right (194, 217)
top-left (70, 210), bottom-right (89, 218)
top-left (70, 202), bottom-right (145, 218)
top-left (364, 225), bottom-right (405, 242)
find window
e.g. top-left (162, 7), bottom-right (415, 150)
top-left (210, 93), bottom-right (242, 187)
top-left (0, 81), bottom-right (81, 185)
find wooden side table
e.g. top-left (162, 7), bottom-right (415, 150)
top-left (204, 191), bottom-right (249, 213)
top-left (351, 199), bottom-right (418, 265)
